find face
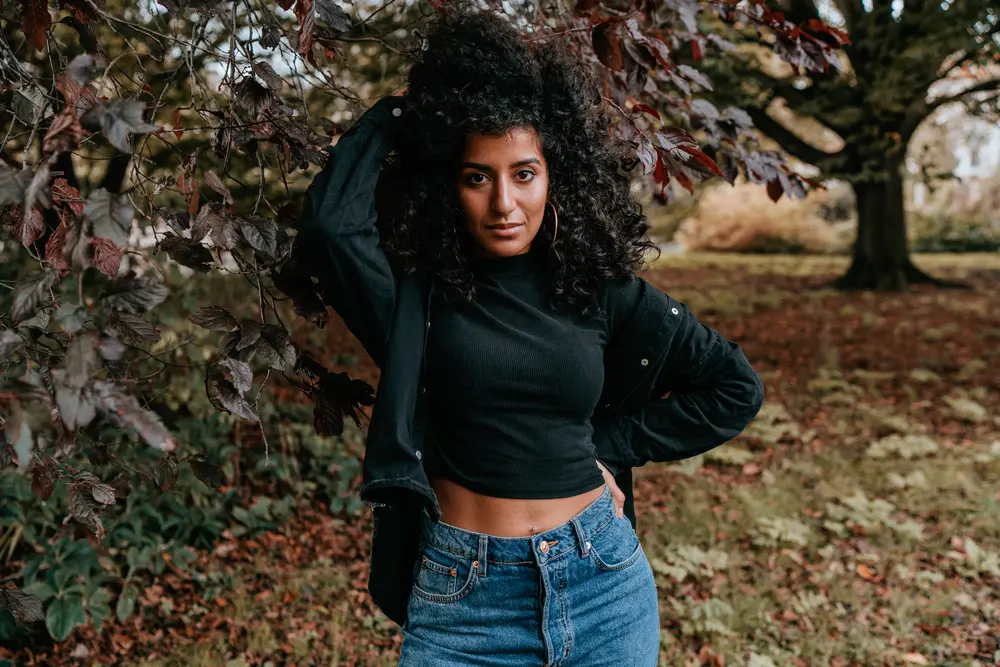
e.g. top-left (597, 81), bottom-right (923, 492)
top-left (456, 127), bottom-right (549, 258)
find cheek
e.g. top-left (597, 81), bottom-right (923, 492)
top-left (457, 189), bottom-right (482, 224)
top-left (527, 179), bottom-right (549, 223)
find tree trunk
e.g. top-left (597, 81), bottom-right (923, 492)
top-left (831, 159), bottom-right (962, 290)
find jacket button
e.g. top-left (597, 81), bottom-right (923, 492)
top-left (671, 307), bottom-right (679, 315)
top-left (640, 358), bottom-right (649, 366)
top-left (391, 107), bottom-right (402, 117)
top-left (415, 451), bottom-right (422, 460)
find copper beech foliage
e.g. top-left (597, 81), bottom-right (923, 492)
top-left (0, 0), bottom-right (843, 630)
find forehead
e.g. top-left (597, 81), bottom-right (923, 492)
top-left (462, 127), bottom-right (544, 162)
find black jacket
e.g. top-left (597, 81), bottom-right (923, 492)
top-left (297, 95), bottom-right (765, 626)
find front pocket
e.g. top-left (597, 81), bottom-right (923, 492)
top-left (411, 544), bottom-right (477, 604)
top-left (588, 517), bottom-right (644, 572)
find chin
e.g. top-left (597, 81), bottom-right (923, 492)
top-left (477, 237), bottom-right (533, 257)
top-left (472, 226), bottom-right (538, 257)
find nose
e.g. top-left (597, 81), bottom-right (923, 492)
top-left (491, 176), bottom-right (516, 218)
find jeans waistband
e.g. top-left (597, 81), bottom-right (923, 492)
top-left (420, 486), bottom-right (617, 565)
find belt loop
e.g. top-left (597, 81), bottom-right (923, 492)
top-left (477, 535), bottom-right (488, 577)
top-left (570, 517), bottom-right (590, 558)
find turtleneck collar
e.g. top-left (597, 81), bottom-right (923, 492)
top-left (469, 243), bottom-right (545, 277)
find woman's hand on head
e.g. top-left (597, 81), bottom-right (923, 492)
top-left (596, 460), bottom-right (625, 519)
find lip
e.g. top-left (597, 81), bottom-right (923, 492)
top-left (484, 222), bottom-right (524, 238)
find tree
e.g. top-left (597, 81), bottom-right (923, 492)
top-left (702, 0), bottom-right (999, 289)
top-left (0, 0), bottom-right (845, 638)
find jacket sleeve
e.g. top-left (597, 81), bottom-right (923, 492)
top-left (593, 282), bottom-right (764, 472)
top-left (296, 96), bottom-right (404, 369)
top-left (629, 302), bottom-right (764, 465)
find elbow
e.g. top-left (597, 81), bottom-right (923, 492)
top-left (721, 348), bottom-right (765, 438)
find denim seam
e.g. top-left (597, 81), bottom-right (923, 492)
top-left (557, 563), bottom-right (573, 666)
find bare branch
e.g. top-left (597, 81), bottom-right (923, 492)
top-left (745, 106), bottom-right (839, 166)
top-left (903, 76), bottom-right (1000, 137)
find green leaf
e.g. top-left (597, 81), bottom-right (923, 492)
top-left (45, 595), bottom-right (87, 641)
top-left (115, 584), bottom-right (139, 623)
top-left (85, 587), bottom-right (112, 632)
top-left (191, 460), bottom-right (227, 489)
top-left (20, 582), bottom-right (55, 604)
top-left (83, 188), bottom-right (135, 246)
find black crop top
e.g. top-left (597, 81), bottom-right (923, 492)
top-left (422, 245), bottom-right (612, 499)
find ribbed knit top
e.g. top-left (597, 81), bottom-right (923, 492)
top-left (422, 245), bottom-right (613, 498)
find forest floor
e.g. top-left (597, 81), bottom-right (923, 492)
top-left (6, 253), bottom-right (1000, 667)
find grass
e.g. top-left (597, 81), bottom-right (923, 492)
top-left (143, 254), bottom-right (1000, 666)
top-left (17, 252), bottom-right (998, 667)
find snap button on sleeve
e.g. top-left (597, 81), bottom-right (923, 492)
top-left (415, 450), bottom-right (422, 460)
top-left (391, 107), bottom-right (402, 117)
top-left (640, 358), bottom-right (649, 366)
top-left (671, 307), bottom-right (679, 315)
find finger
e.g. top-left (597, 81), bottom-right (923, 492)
top-left (610, 489), bottom-right (626, 518)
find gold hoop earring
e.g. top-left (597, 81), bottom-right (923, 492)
top-left (547, 201), bottom-right (559, 249)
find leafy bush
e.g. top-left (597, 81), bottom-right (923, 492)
top-left (0, 0), bottom-right (863, 645)
top-left (673, 181), bottom-right (850, 255)
top-left (0, 403), bottom-right (365, 645)
top-left (909, 212), bottom-right (1000, 253)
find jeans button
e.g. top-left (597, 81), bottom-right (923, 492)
top-left (539, 540), bottom-right (549, 554)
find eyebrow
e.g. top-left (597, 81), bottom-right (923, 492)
top-left (460, 158), bottom-right (542, 172)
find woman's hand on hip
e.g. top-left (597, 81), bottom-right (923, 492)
top-left (596, 460), bottom-right (625, 519)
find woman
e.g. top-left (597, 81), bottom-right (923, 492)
top-left (297, 10), bottom-right (764, 666)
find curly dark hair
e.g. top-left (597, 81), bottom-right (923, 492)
top-left (374, 9), bottom-right (656, 316)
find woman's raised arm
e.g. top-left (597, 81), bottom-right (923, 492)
top-left (296, 96), bottom-right (405, 369)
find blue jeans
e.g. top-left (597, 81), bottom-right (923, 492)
top-left (399, 487), bottom-right (660, 666)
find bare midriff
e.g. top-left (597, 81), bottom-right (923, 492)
top-left (430, 475), bottom-right (606, 537)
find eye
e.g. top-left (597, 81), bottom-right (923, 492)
top-left (464, 173), bottom-right (488, 185)
top-left (515, 169), bottom-right (535, 181)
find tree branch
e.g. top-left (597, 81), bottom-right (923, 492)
top-left (929, 77), bottom-right (1000, 111)
top-left (745, 107), bottom-right (838, 166)
top-left (901, 76), bottom-right (1000, 139)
